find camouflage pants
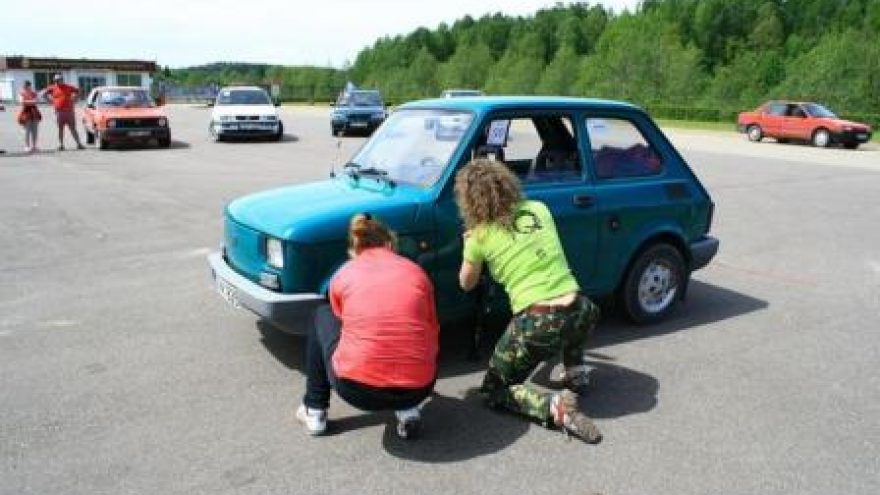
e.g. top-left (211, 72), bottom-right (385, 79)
top-left (481, 295), bottom-right (599, 423)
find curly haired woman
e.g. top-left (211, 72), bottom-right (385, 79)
top-left (455, 158), bottom-right (602, 443)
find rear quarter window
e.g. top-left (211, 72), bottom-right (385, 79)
top-left (585, 118), bottom-right (663, 180)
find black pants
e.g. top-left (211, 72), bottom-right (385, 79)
top-left (302, 304), bottom-right (434, 411)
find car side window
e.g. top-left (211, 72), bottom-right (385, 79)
top-left (767, 103), bottom-right (787, 116)
top-left (586, 118), bottom-right (663, 180)
top-left (476, 115), bottom-right (582, 184)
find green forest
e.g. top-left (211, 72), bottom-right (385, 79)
top-left (162, 0), bottom-right (880, 124)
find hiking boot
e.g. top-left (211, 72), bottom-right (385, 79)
top-left (550, 390), bottom-right (602, 444)
top-left (296, 404), bottom-right (327, 436)
top-left (394, 407), bottom-right (422, 440)
top-left (561, 365), bottom-right (592, 394)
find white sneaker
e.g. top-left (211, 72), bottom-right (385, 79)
top-left (296, 404), bottom-right (327, 436)
top-left (394, 407), bottom-right (422, 440)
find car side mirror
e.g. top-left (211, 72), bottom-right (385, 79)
top-left (274, 100), bottom-right (281, 107)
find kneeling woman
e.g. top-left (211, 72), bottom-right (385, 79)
top-left (297, 213), bottom-right (439, 439)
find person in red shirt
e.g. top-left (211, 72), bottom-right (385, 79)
top-left (297, 213), bottom-right (439, 439)
top-left (39, 74), bottom-right (85, 151)
top-left (19, 81), bottom-right (42, 153)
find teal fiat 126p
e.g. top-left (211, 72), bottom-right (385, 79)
top-left (208, 97), bottom-right (719, 333)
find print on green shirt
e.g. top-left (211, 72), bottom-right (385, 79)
top-left (463, 200), bottom-right (580, 313)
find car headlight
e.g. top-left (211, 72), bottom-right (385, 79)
top-left (266, 237), bottom-right (284, 268)
top-left (157, 118), bottom-right (167, 127)
top-left (106, 119), bottom-right (116, 128)
top-left (219, 115), bottom-right (233, 122)
top-left (373, 112), bottom-right (386, 119)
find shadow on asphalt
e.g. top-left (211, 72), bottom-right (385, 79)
top-left (217, 134), bottom-right (299, 144)
top-left (98, 139), bottom-right (191, 151)
top-left (256, 279), bottom-right (765, 458)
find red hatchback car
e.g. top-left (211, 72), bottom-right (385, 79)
top-left (737, 101), bottom-right (873, 149)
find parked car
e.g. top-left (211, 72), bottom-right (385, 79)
top-left (330, 89), bottom-right (386, 136)
top-left (737, 101), bottom-right (873, 149)
top-left (209, 86), bottom-right (283, 142)
top-left (82, 86), bottom-right (170, 149)
top-left (441, 89), bottom-right (484, 98)
top-left (209, 96), bottom-right (719, 334)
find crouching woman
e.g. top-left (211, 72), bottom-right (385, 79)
top-left (297, 213), bottom-right (439, 439)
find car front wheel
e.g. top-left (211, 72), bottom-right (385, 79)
top-left (747, 124), bottom-right (763, 142)
top-left (812, 128), bottom-right (831, 148)
top-left (210, 122), bottom-right (223, 142)
top-left (621, 243), bottom-right (685, 324)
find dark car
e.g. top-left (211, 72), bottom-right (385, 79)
top-left (330, 89), bottom-right (386, 136)
top-left (210, 96), bottom-right (719, 334)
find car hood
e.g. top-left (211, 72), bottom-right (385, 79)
top-left (226, 178), bottom-right (425, 242)
top-left (212, 104), bottom-right (278, 117)
top-left (823, 118), bottom-right (871, 130)
top-left (96, 107), bottom-right (166, 118)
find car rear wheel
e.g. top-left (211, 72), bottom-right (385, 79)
top-left (812, 128), bottom-right (831, 148)
top-left (747, 124), bottom-right (763, 142)
top-left (620, 243), bottom-right (685, 324)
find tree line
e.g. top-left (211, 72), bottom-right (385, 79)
top-left (160, 0), bottom-right (880, 123)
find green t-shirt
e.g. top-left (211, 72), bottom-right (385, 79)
top-left (462, 200), bottom-right (580, 313)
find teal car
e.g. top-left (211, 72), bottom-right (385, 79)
top-left (208, 97), bottom-right (719, 333)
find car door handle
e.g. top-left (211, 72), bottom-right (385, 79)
top-left (572, 194), bottom-right (595, 208)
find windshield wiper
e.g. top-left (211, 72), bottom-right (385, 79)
top-left (342, 162), bottom-right (394, 186)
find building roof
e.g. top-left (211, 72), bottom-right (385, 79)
top-left (1, 56), bottom-right (157, 72)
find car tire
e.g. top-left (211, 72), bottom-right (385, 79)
top-left (333, 127), bottom-right (344, 137)
top-left (96, 131), bottom-right (109, 150)
top-left (85, 129), bottom-right (95, 145)
top-left (812, 128), bottom-right (831, 148)
top-left (274, 122), bottom-right (284, 141)
top-left (746, 124), bottom-right (763, 142)
top-left (843, 142), bottom-right (859, 150)
top-left (159, 135), bottom-right (171, 148)
top-left (620, 243), bottom-right (685, 324)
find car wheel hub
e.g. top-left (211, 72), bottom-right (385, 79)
top-left (638, 261), bottom-right (677, 314)
top-left (815, 131), bottom-right (829, 147)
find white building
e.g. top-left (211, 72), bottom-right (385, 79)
top-left (0, 56), bottom-right (157, 102)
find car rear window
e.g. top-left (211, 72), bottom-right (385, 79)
top-left (586, 118), bottom-right (663, 180)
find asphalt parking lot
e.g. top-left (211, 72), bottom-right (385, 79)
top-left (1, 104), bottom-right (879, 495)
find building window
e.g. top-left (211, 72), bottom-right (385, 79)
top-left (116, 73), bottom-right (143, 87)
top-left (34, 72), bottom-right (54, 90)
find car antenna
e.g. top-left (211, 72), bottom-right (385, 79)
top-left (330, 139), bottom-right (341, 178)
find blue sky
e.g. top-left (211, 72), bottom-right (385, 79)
top-left (2, 0), bottom-right (641, 68)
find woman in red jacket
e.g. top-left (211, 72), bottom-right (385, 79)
top-left (297, 213), bottom-right (439, 439)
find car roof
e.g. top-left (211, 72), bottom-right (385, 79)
top-left (93, 86), bottom-right (148, 92)
top-left (220, 86), bottom-right (266, 91)
top-left (400, 96), bottom-right (641, 113)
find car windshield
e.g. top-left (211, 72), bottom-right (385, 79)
top-left (344, 109), bottom-right (473, 188)
top-left (348, 91), bottom-right (383, 107)
top-left (216, 89), bottom-right (271, 105)
top-left (803, 103), bottom-right (837, 118)
top-left (97, 89), bottom-right (153, 108)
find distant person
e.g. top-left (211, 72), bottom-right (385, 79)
top-left (455, 158), bottom-right (602, 444)
top-left (297, 213), bottom-right (439, 439)
top-left (0, 101), bottom-right (5, 154)
top-left (40, 74), bottom-right (85, 150)
top-left (19, 81), bottom-right (42, 153)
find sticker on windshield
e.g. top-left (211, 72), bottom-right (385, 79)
top-left (487, 120), bottom-right (510, 146)
top-left (587, 119), bottom-right (609, 135)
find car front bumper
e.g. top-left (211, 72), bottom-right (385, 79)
top-left (103, 127), bottom-right (169, 141)
top-left (207, 252), bottom-right (324, 334)
top-left (214, 121), bottom-right (281, 136)
top-left (832, 129), bottom-right (872, 143)
top-left (689, 235), bottom-right (720, 271)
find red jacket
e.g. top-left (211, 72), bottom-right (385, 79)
top-left (329, 247), bottom-right (439, 388)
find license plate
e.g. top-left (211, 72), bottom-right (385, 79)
top-left (350, 121), bottom-right (368, 128)
top-left (857, 133), bottom-right (867, 140)
top-left (241, 124), bottom-right (265, 130)
top-left (217, 278), bottom-right (240, 309)
top-left (128, 130), bottom-right (150, 137)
